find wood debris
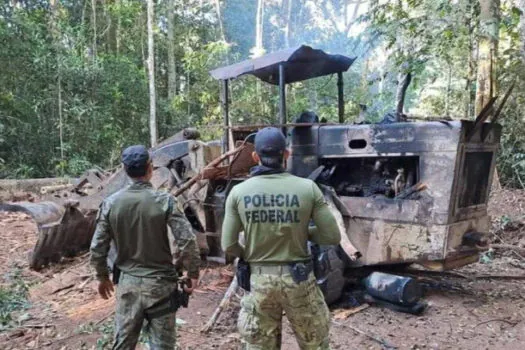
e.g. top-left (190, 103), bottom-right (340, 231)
top-left (201, 275), bottom-right (239, 333)
top-left (333, 303), bottom-right (370, 320)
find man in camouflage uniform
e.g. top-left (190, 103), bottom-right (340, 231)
top-left (90, 145), bottom-right (200, 350)
top-left (221, 127), bottom-right (341, 349)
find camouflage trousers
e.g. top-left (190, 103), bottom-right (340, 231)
top-left (238, 266), bottom-right (331, 350)
top-left (112, 273), bottom-right (178, 350)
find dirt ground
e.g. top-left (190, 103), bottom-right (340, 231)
top-left (1, 189), bottom-right (525, 349)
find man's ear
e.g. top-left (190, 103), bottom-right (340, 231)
top-left (252, 152), bottom-right (260, 164)
top-left (283, 149), bottom-right (290, 160)
top-left (147, 161), bottom-right (154, 177)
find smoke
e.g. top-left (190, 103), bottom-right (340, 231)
top-left (218, 0), bottom-right (404, 121)
top-left (222, 0), bottom-right (371, 59)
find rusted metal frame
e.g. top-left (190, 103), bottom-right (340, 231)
top-left (227, 139), bottom-right (248, 179)
top-left (169, 168), bottom-right (207, 233)
top-left (337, 72), bottom-right (344, 123)
top-left (230, 122), bottom-right (334, 131)
top-left (172, 146), bottom-right (245, 197)
top-left (221, 79), bottom-right (230, 154)
top-left (279, 63), bottom-right (286, 129)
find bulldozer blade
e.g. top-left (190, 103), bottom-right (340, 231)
top-left (0, 201), bottom-right (96, 270)
top-left (0, 201), bottom-right (65, 224)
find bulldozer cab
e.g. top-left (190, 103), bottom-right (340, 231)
top-left (209, 45), bottom-right (356, 150)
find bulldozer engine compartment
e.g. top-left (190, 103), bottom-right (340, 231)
top-left (281, 120), bottom-right (501, 270)
top-left (318, 156), bottom-right (420, 199)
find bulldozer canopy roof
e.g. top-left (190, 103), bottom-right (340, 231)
top-left (210, 45), bottom-right (356, 85)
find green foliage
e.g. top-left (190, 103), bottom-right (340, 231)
top-left (0, 0), bottom-right (223, 178)
top-left (77, 316), bottom-right (153, 348)
top-left (0, 0), bottom-right (524, 188)
top-left (0, 269), bottom-right (30, 330)
top-left (77, 318), bottom-right (115, 349)
top-left (497, 84), bottom-right (525, 188)
top-left (361, 0), bottom-right (525, 187)
top-left (96, 321), bottom-right (115, 349)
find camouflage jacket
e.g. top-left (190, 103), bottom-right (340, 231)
top-left (90, 181), bottom-right (200, 280)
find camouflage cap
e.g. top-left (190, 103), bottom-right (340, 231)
top-left (121, 145), bottom-right (150, 169)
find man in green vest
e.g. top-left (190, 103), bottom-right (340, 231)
top-left (221, 127), bottom-right (341, 349)
top-left (90, 145), bottom-right (200, 350)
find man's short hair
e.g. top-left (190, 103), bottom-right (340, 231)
top-left (121, 145), bottom-right (150, 178)
top-left (124, 164), bottom-right (148, 178)
top-left (259, 154), bottom-right (284, 169)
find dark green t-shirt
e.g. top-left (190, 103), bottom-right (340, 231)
top-left (221, 172), bottom-right (341, 263)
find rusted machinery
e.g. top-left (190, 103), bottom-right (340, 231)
top-left (0, 45), bottom-right (504, 305)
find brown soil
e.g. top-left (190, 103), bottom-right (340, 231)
top-left (0, 190), bottom-right (525, 349)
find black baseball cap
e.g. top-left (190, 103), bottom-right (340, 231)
top-left (121, 145), bottom-right (150, 169)
top-left (254, 127), bottom-right (286, 157)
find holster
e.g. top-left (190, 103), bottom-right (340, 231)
top-left (236, 259), bottom-right (251, 292)
top-left (112, 265), bottom-right (121, 285)
top-left (289, 261), bottom-right (314, 284)
top-left (144, 280), bottom-right (190, 321)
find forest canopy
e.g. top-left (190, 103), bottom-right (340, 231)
top-left (0, 0), bottom-right (524, 188)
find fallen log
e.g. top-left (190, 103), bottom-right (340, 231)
top-left (0, 177), bottom-right (76, 194)
top-left (40, 184), bottom-right (74, 195)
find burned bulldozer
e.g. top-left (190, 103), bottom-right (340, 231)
top-left (0, 45), bottom-right (503, 305)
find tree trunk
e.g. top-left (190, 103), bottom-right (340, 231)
top-left (395, 72), bottom-right (412, 118)
top-left (464, 1), bottom-right (475, 118)
top-left (167, 0), bottom-right (177, 101)
top-left (141, 11), bottom-right (145, 66)
top-left (147, 0), bottom-right (157, 147)
top-left (445, 63), bottom-right (452, 117)
top-left (345, 0), bottom-right (363, 34)
top-left (116, 0), bottom-right (121, 54)
top-left (518, 0), bottom-right (525, 61)
top-left (91, 0), bottom-right (97, 59)
top-left (102, 0), bottom-right (112, 53)
top-left (284, 0), bottom-right (292, 47)
top-left (58, 75), bottom-right (64, 161)
top-left (252, 0), bottom-right (265, 57)
top-left (50, 0), bottom-right (64, 162)
top-left (475, 0), bottom-right (500, 116)
top-left (186, 69), bottom-right (191, 119)
top-left (215, 0), bottom-right (226, 42)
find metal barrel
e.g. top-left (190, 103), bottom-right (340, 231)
top-left (363, 271), bottom-right (422, 305)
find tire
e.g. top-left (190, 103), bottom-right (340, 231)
top-left (314, 245), bottom-right (346, 305)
